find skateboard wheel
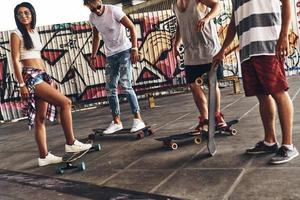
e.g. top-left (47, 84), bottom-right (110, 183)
top-left (137, 132), bottom-right (145, 139)
top-left (231, 129), bottom-right (237, 136)
top-left (56, 166), bottom-right (64, 174)
top-left (195, 77), bottom-right (203, 86)
top-left (94, 144), bottom-right (101, 151)
top-left (194, 137), bottom-right (202, 144)
top-left (88, 134), bottom-right (96, 140)
top-left (171, 143), bottom-right (178, 150)
top-left (78, 162), bottom-right (86, 171)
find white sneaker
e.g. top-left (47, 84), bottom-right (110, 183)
top-left (38, 152), bottom-right (62, 167)
top-left (103, 121), bottom-right (123, 134)
top-left (65, 140), bottom-right (92, 153)
top-left (130, 119), bottom-right (146, 133)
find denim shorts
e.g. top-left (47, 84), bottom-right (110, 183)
top-left (32, 74), bottom-right (44, 85)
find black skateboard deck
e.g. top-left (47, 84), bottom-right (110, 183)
top-left (208, 62), bottom-right (218, 156)
top-left (90, 125), bottom-right (154, 140)
top-left (155, 130), bottom-right (204, 150)
top-left (55, 140), bottom-right (101, 174)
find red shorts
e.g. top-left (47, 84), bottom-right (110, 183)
top-left (241, 55), bottom-right (288, 97)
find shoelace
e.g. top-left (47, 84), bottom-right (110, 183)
top-left (255, 141), bottom-right (264, 147)
top-left (276, 147), bottom-right (288, 157)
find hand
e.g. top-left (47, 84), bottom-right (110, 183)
top-left (213, 50), bottom-right (226, 64)
top-left (89, 54), bottom-right (98, 71)
top-left (275, 34), bottom-right (289, 60)
top-left (197, 17), bottom-right (209, 32)
top-left (20, 86), bottom-right (29, 100)
top-left (130, 49), bottom-right (139, 64)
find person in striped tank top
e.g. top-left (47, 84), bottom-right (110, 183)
top-left (213, 0), bottom-right (298, 164)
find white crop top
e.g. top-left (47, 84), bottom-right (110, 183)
top-left (11, 29), bottom-right (43, 60)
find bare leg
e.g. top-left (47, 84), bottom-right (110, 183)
top-left (113, 115), bottom-right (122, 124)
top-left (134, 112), bottom-right (142, 120)
top-left (271, 91), bottom-right (293, 145)
top-left (189, 83), bottom-right (208, 118)
top-left (215, 82), bottom-right (226, 124)
top-left (257, 95), bottom-right (277, 143)
top-left (35, 98), bottom-right (48, 158)
top-left (34, 82), bottom-right (75, 145)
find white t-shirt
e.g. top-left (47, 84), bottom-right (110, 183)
top-left (89, 5), bottom-right (132, 57)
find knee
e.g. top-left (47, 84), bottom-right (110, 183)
top-left (271, 91), bottom-right (287, 102)
top-left (61, 98), bottom-right (72, 109)
top-left (35, 114), bottom-right (46, 125)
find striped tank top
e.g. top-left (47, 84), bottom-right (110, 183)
top-left (232, 0), bottom-right (282, 63)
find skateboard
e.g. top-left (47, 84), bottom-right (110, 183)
top-left (155, 119), bottom-right (238, 150)
top-left (90, 125), bottom-right (154, 140)
top-left (208, 62), bottom-right (219, 156)
top-left (55, 140), bottom-right (101, 174)
top-left (216, 119), bottom-right (239, 136)
top-left (155, 130), bottom-right (204, 150)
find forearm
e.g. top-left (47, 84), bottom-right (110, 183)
top-left (205, 2), bottom-right (220, 20)
top-left (12, 61), bottom-right (25, 84)
top-left (174, 24), bottom-right (182, 48)
top-left (91, 34), bottom-right (100, 56)
top-left (220, 18), bottom-right (236, 53)
top-left (280, 0), bottom-right (292, 37)
top-left (129, 28), bottom-right (138, 48)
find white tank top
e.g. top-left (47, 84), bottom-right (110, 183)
top-left (11, 29), bottom-right (43, 60)
top-left (173, 0), bottom-right (220, 65)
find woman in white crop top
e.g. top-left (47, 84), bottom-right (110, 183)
top-left (10, 2), bottom-right (92, 167)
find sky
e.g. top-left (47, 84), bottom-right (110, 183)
top-left (0, 0), bottom-right (91, 31)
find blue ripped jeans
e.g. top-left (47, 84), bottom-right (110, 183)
top-left (105, 49), bottom-right (140, 117)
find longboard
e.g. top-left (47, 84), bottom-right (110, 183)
top-left (90, 125), bottom-right (154, 140)
top-left (155, 130), bottom-right (204, 150)
top-left (55, 140), bottom-right (101, 174)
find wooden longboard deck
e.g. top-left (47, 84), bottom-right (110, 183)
top-left (208, 62), bottom-right (218, 156)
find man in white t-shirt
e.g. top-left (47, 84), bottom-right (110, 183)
top-left (83, 0), bottom-right (146, 134)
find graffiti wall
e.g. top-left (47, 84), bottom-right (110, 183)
top-left (1, 2), bottom-right (300, 121)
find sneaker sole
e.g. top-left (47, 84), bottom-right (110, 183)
top-left (245, 151), bottom-right (277, 155)
top-left (269, 151), bottom-right (299, 164)
top-left (103, 128), bottom-right (124, 135)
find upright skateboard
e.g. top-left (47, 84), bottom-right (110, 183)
top-left (207, 62), bottom-right (218, 156)
top-left (90, 125), bottom-right (154, 140)
top-left (155, 130), bottom-right (204, 150)
top-left (55, 140), bottom-right (101, 174)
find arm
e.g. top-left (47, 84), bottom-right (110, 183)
top-left (91, 26), bottom-right (100, 58)
top-left (10, 33), bottom-right (29, 99)
top-left (120, 15), bottom-right (139, 64)
top-left (198, 0), bottom-right (220, 20)
top-left (276, 0), bottom-right (292, 59)
top-left (197, 0), bottom-right (220, 31)
top-left (213, 11), bottom-right (237, 62)
top-left (89, 26), bottom-right (100, 69)
top-left (174, 21), bottom-right (182, 56)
